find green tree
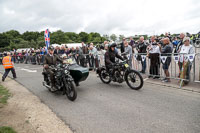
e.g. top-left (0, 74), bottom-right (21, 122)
top-left (79, 32), bottom-right (89, 43)
top-left (50, 30), bottom-right (70, 44)
top-left (103, 34), bottom-right (109, 40)
top-left (110, 34), bottom-right (117, 41)
top-left (65, 32), bottom-right (79, 43)
top-left (22, 31), bottom-right (39, 42)
top-left (119, 35), bottom-right (125, 41)
top-left (93, 37), bottom-right (101, 43)
top-left (0, 33), bottom-right (10, 47)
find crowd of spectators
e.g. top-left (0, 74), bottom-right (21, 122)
top-left (0, 32), bottom-right (198, 85)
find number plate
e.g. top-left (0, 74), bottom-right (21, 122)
top-left (125, 64), bottom-right (129, 68)
top-left (64, 58), bottom-right (73, 64)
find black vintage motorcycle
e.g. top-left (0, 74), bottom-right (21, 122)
top-left (42, 58), bottom-right (89, 101)
top-left (99, 60), bottom-right (143, 90)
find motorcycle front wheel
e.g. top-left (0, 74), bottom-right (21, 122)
top-left (65, 81), bottom-right (77, 101)
top-left (125, 69), bottom-right (143, 90)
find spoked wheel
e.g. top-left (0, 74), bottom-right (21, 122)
top-left (99, 68), bottom-right (111, 84)
top-left (125, 70), bottom-right (143, 90)
top-left (65, 81), bottom-right (77, 101)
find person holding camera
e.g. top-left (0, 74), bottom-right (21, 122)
top-left (147, 36), bottom-right (161, 78)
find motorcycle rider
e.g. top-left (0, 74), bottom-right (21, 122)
top-left (105, 43), bottom-right (124, 80)
top-left (43, 47), bottom-right (63, 91)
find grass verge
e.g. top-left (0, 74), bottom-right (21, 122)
top-left (0, 126), bottom-right (17, 133)
top-left (0, 85), bottom-right (10, 107)
top-left (0, 86), bottom-right (16, 133)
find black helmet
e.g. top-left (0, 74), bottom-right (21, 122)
top-left (110, 43), bottom-right (117, 47)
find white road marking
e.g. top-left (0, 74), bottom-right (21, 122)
top-left (20, 68), bottom-right (37, 73)
top-left (143, 78), bottom-right (149, 81)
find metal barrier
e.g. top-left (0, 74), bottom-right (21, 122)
top-left (127, 52), bottom-right (200, 87)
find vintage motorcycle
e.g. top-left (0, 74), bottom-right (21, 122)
top-left (42, 58), bottom-right (89, 101)
top-left (98, 60), bottom-right (143, 90)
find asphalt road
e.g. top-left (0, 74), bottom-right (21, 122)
top-left (1, 64), bottom-right (200, 133)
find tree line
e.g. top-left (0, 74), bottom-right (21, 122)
top-left (0, 30), bottom-right (123, 52)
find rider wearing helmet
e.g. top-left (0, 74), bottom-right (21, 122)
top-left (105, 43), bottom-right (124, 79)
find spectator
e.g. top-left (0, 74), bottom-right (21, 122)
top-left (54, 46), bottom-right (60, 55)
top-left (76, 46), bottom-right (84, 66)
top-left (178, 37), bottom-right (195, 85)
top-left (70, 47), bottom-right (76, 61)
top-left (59, 46), bottom-right (65, 55)
top-left (124, 40), bottom-right (133, 68)
top-left (148, 36), bottom-right (161, 78)
top-left (172, 37), bottom-right (179, 47)
top-left (165, 32), bottom-right (172, 42)
top-left (160, 38), bottom-right (173, 82)
top-left (82, 42), bottom-right (89, 67)
top-left (89, 44), bottom-right (98, 70)
top-left (174, 33), bottom-right (185, 53)
top-left (137, 36), bottom-right (147, 73)
top-left (120, 38), bottom-right (126, 53)
top-left (129, 37), bottom-right (136, 53)
top-left (65, 48), bottom-right (71, 56)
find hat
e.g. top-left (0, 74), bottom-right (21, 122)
top-left (183, 37), bottom-right (190, 42)
top-left (110, 43), bottom-right (117, 47)
top-left (48, 46), bottom-right (54, 51)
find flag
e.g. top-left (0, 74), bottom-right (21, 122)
top-left (188, 54), bottom-right (195, 62)
top-left (173, 55), bottom-right (179, 63)
top-left (141, 55), bottom-right (146, 62)
top-left (44, 29), bottom-right (50, 51)
top-left (160, 56), bottom-right (167, 64)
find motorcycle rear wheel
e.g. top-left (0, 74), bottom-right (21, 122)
top-left (99, 68), bottom-right (111, 84)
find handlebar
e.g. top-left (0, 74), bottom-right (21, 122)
top-left (113, 60), bottom-right (128, 66)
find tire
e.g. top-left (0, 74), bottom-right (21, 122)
top-left (65, 81), bottom-right (77, 101)
top-left (125, 69), bottom-right (143, 90)
top-left (99, 68), bottom-right (111, 84)
top-left (194, 41), bottom-right (200, 48)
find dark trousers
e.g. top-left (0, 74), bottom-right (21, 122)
top-left (89, 56), bottom-right (94, 68)
top-left (149, 64), bottom-right (160, 76)
top-left (3, 68), bottom-right (17, 79)
top-left (80, 58), bottom-right (85, 67)
top-left (46, 68), bottom-right (55, 86)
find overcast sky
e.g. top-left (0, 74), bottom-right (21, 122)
top-left (0, 0), bottom-right (200, 36)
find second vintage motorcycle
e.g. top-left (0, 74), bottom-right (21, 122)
top-left (98, 59), bottom-right (144, 90)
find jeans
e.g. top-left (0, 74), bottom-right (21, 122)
top-left (141, 58), bottom-right (146, 73)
